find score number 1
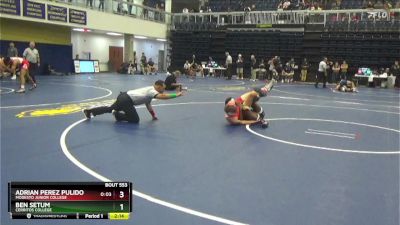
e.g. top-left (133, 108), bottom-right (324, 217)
top-left (119, 191), bottom-right (125, 211)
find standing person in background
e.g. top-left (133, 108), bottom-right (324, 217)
top-left (86, 0), bottom-right (93, 8)
top-left (258, 58), bottom-right (267, 80)
top-left (391, 60), bottom-right (399, 88)
top-left (300, 58), bottom-right (309, 82)
top-left (184, 60), bottom-right (191, 76)
top-left (315, 57), bottom-right (328, 88)
top-left (133, 52), bottom-right (138, 72)
top-left (6, 42), bottom-right (18, 79)
top-left (250, 54), bottom-right (258, 82)
top-left (142, 0), bottom-right (148, 18)
top-left (288, 58), bottom-right (297, 81)
top-left (236, 54), bottom-right (244, 80)
top-left (326, 60), bottom-right (333, 84)
top-left (23, 41), bottom-right (40, 84)
top-left (191, 54), bottom-right (196, 65)
top-left (332, 61), bottom-right (340, 83)
top-left (7, 42), bottom-right (18, 58)
top-left (340, 60), bottom-right (348, 80)
top-left (225, 52), bottom-right (233, 80)
top-left (127, 0), bottom-right (133, 14)
top-left (140, 52), bottom-right (147, 75)
top-left (98, 0), bottom-right (105, 11)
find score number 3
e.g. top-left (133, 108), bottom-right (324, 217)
top-left (119, 191), bottom-right (125, 211)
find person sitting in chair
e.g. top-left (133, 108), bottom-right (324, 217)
top-left (148, 58), bottom-right (157, 75)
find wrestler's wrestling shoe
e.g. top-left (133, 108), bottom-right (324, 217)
top-left (260, 119), bottom-right (269, 129)
top-left (15, 88), bottom-right (25, 93)
top-left (82, 109), bottom-right (92, 119)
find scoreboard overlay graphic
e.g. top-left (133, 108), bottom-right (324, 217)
top-left (8, 182), bottom-right (132, 220)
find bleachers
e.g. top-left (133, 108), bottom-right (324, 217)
top-left (170, 30), bottom-right (304, 75)
top-left (326, 20), bottom-right (400, 32)
top-left (208, 0), bottom-right (280, 12)
top-left (170, 5), bottom-right (399, 77)
top-left (170, 25), bottom-right (399, 77)
top-left (320, 32), bottom-right (400, 67)
top-left (207, 0), bottom-right (398, 12)
top-left (339, 0), bottom-right (365, 9)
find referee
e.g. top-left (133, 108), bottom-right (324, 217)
top-left (315, 57), bottom-right (328, 88)
top-left (83, 80), bottom-right (183, 123)
top-left (23, 41), bottom-right (40, 84)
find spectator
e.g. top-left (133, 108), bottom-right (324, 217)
top-left (315, 57), bottom-right (328, 88)
top-left (289, 58), bottom-right (296, 69)
top-left (250, 54), bottom-right (258, 82)
top-left (7, 42), bottom-right (18, 57)
top-left (340, 60), bottom-right (348, 79)
top-left (366, 1), bottom-right (375, 9)
top-left (117, 0), bottom-right (125, 14)
top-left (277, 1), bottom-right (284, 10)
top-left (184, 60), bottom-right (190, 75)
top-left (282, 62), bottom-right (294, 83)
top-left (187, 62), bottom-right (196, 78)
top-left (300, 58), bottom-right (309, 82)
top-left (86, 0), bottom-right (93, 8)
top-left (331, 1), bottom-right (340, 10)
top-left (236, 54), bottom-right (244, 80)
top-left (133, 52), bottom-right (138, 72)
top-left (268, 57), bottom-right (274, 80)
top-left (182, 7), bottom-right (189, 13)
top-left (207, 56), bottom-right (213, 66)
top-left (128, 60), bottom-right (134, 75)
top-left (258, 58), bottom-right (267, 80)
top-left (283, 0), bottom-right (291, 10)
top-left (140, 52), bottom-right (147, 75)
top-left (374, 0), bottom-right (384, 9)
top-left (98, 0), bottom-right (104, 11)
top-left (391, 60), bottom-right (399, 87)
top-left (326, 60), bottom-right (333, 83)
top-left (148, 58), bottom-right (156, 75)
top-left (195, 64), bottom-right (204, 77)
top-left (298, 1), bottom-right (307, 10)
top-left (191, 54), bottom-right (196, 65)
top-left (127, 0), bottom-right (133, 14)
top-left (23, 41), bottom-right (40, 84)
top-left (332, 61), bottom-right (340, 83)
top-left (384, 1), bottom-right (393, 9)
top-left (225, 52), bottom-right (233, 80)
top-left (143, 0), bottom-right (148, 18)
top-left (268, 56), bottom-right (280, 80)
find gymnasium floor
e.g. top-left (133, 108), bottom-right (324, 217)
top-left (1, 73), bottom-right (399, 225)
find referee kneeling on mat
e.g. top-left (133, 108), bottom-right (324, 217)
top-left (82, 80), bottom-right (183, 123)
